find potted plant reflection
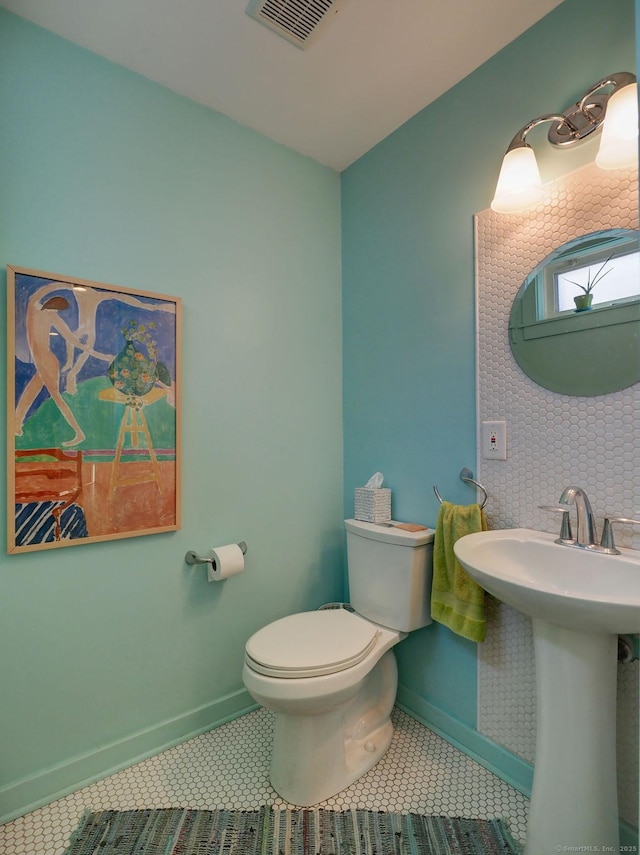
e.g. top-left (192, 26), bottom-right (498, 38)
top-left (567, 255), bottom-right (612, 311)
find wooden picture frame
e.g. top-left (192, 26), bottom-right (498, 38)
top-left (7, 266), bottom-right (181, 553)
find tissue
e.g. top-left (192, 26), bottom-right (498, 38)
top-left (364, 472), bottom-right (384, 489)
top-left (355, 472), bottom-right (391, 523)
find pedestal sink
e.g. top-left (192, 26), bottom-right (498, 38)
top-left (454, 528), bottom-right (640, 855)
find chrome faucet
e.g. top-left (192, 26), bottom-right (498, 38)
top-left (558, 486), bottom-right (598, 548)
top-left (541, 487), bottom-right (640, 554)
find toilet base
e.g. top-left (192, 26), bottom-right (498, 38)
top-left (269, 651), bottom-right (397, 806)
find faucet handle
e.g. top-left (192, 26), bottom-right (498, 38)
top-left (539, 504), bottom-right (574, 543)
top-left (600, 516), bottom-right (640, 554)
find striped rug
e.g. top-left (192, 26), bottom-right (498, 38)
top-left (63, 806), bottom-right (522, 854)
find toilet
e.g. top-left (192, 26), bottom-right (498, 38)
top-left (242, 518), bottom-right (434, 806)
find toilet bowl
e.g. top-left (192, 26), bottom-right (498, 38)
top-left (243, 519), bottom-right (434, 806)
top-left (243, 608), bottom-right (403, 805)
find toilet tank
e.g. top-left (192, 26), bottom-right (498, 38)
top-left (345, 519), bottom-right (435, 632)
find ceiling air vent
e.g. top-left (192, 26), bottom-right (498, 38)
top-left (246, 0), bottom-right (345, 49)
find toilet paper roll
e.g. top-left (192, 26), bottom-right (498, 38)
top-left (207, 543), bottom-right (245, 582)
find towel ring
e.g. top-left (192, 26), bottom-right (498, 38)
top-left (433, 468), bottom-right (488, 509)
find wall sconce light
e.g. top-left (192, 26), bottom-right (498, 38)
top-left (491, 71), bottom-right (638, 214)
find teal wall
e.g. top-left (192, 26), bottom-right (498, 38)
top-left (342, 0), bottom-right (636, 772)
top-left (0, 10), bottom-right (343, 821)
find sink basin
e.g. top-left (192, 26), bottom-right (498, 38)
top-left (454, 527), bottom-right (640, 853)
top-left (454, 527), bottom-right (640, 634)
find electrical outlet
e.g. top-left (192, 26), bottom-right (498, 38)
top-left (481, 420), bottom-right (507, 460)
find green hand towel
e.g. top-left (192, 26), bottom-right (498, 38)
top-left (431, 500), bottom-right (488, 642)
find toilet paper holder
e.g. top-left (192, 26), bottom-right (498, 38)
top-left (185, 541), bottom-right (247, 567)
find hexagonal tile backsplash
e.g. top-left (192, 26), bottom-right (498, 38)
top-left (475, 160), bottom-right (639, 827)
top-left (0, 708), bottom-right (529, 853)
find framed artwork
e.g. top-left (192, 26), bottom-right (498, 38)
top-left (6, 266), bottom-right (181, 553)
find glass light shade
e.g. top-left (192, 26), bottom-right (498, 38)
top-left (595, 82), bottom-right (639, 170)
top-left (490, 146), bottom-right (544, 213)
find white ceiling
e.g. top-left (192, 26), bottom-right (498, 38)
top-left (0, 0), bottom-right (565, 171)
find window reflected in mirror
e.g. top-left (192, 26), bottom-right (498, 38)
top-left (530, 231), bottom-right (640, 318)
top-left (553, 237), bottom-right (639, 313)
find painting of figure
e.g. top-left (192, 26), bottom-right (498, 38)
top-left (7, 266), bottom-right (181, 553)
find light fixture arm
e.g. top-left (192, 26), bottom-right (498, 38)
top-left (506, 114), bottom-right (580, 153)
top-left (547, 70), bottom-right (637, 147)
top-left (504, 72), bottom-right (637, 154)
top-left (578, 72), bottom-right (636, 122)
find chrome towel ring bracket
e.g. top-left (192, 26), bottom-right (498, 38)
top-left (433, 468), bottom-right (489, 509)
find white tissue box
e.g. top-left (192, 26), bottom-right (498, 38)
top-left (354, 487), bottom-right (391, 523)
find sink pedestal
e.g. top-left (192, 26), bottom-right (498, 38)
top-left (453, 527), bottom-right (639, 854)
top-left (526, 619), bottom-right (619, 854)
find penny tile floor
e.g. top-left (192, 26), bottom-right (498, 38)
top-left (0, 707), bottom-right (529, 853)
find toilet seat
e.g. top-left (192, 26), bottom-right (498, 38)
top-left (245, 609), bottom-right (380, 678)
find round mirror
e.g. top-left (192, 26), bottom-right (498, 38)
top-left (509, 228), bottom-right (640, 396)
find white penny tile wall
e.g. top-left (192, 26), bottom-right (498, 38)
top-left (475, 160), bottom-right (639, 829)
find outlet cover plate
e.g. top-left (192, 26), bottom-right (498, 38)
top-left (481, 420), bottom-right (507, 460)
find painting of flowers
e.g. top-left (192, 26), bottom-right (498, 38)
top-left (7, 266), bottom-right (181, 553)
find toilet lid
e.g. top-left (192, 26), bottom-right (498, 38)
top-left (245, 609), bottom-right (380, 678)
